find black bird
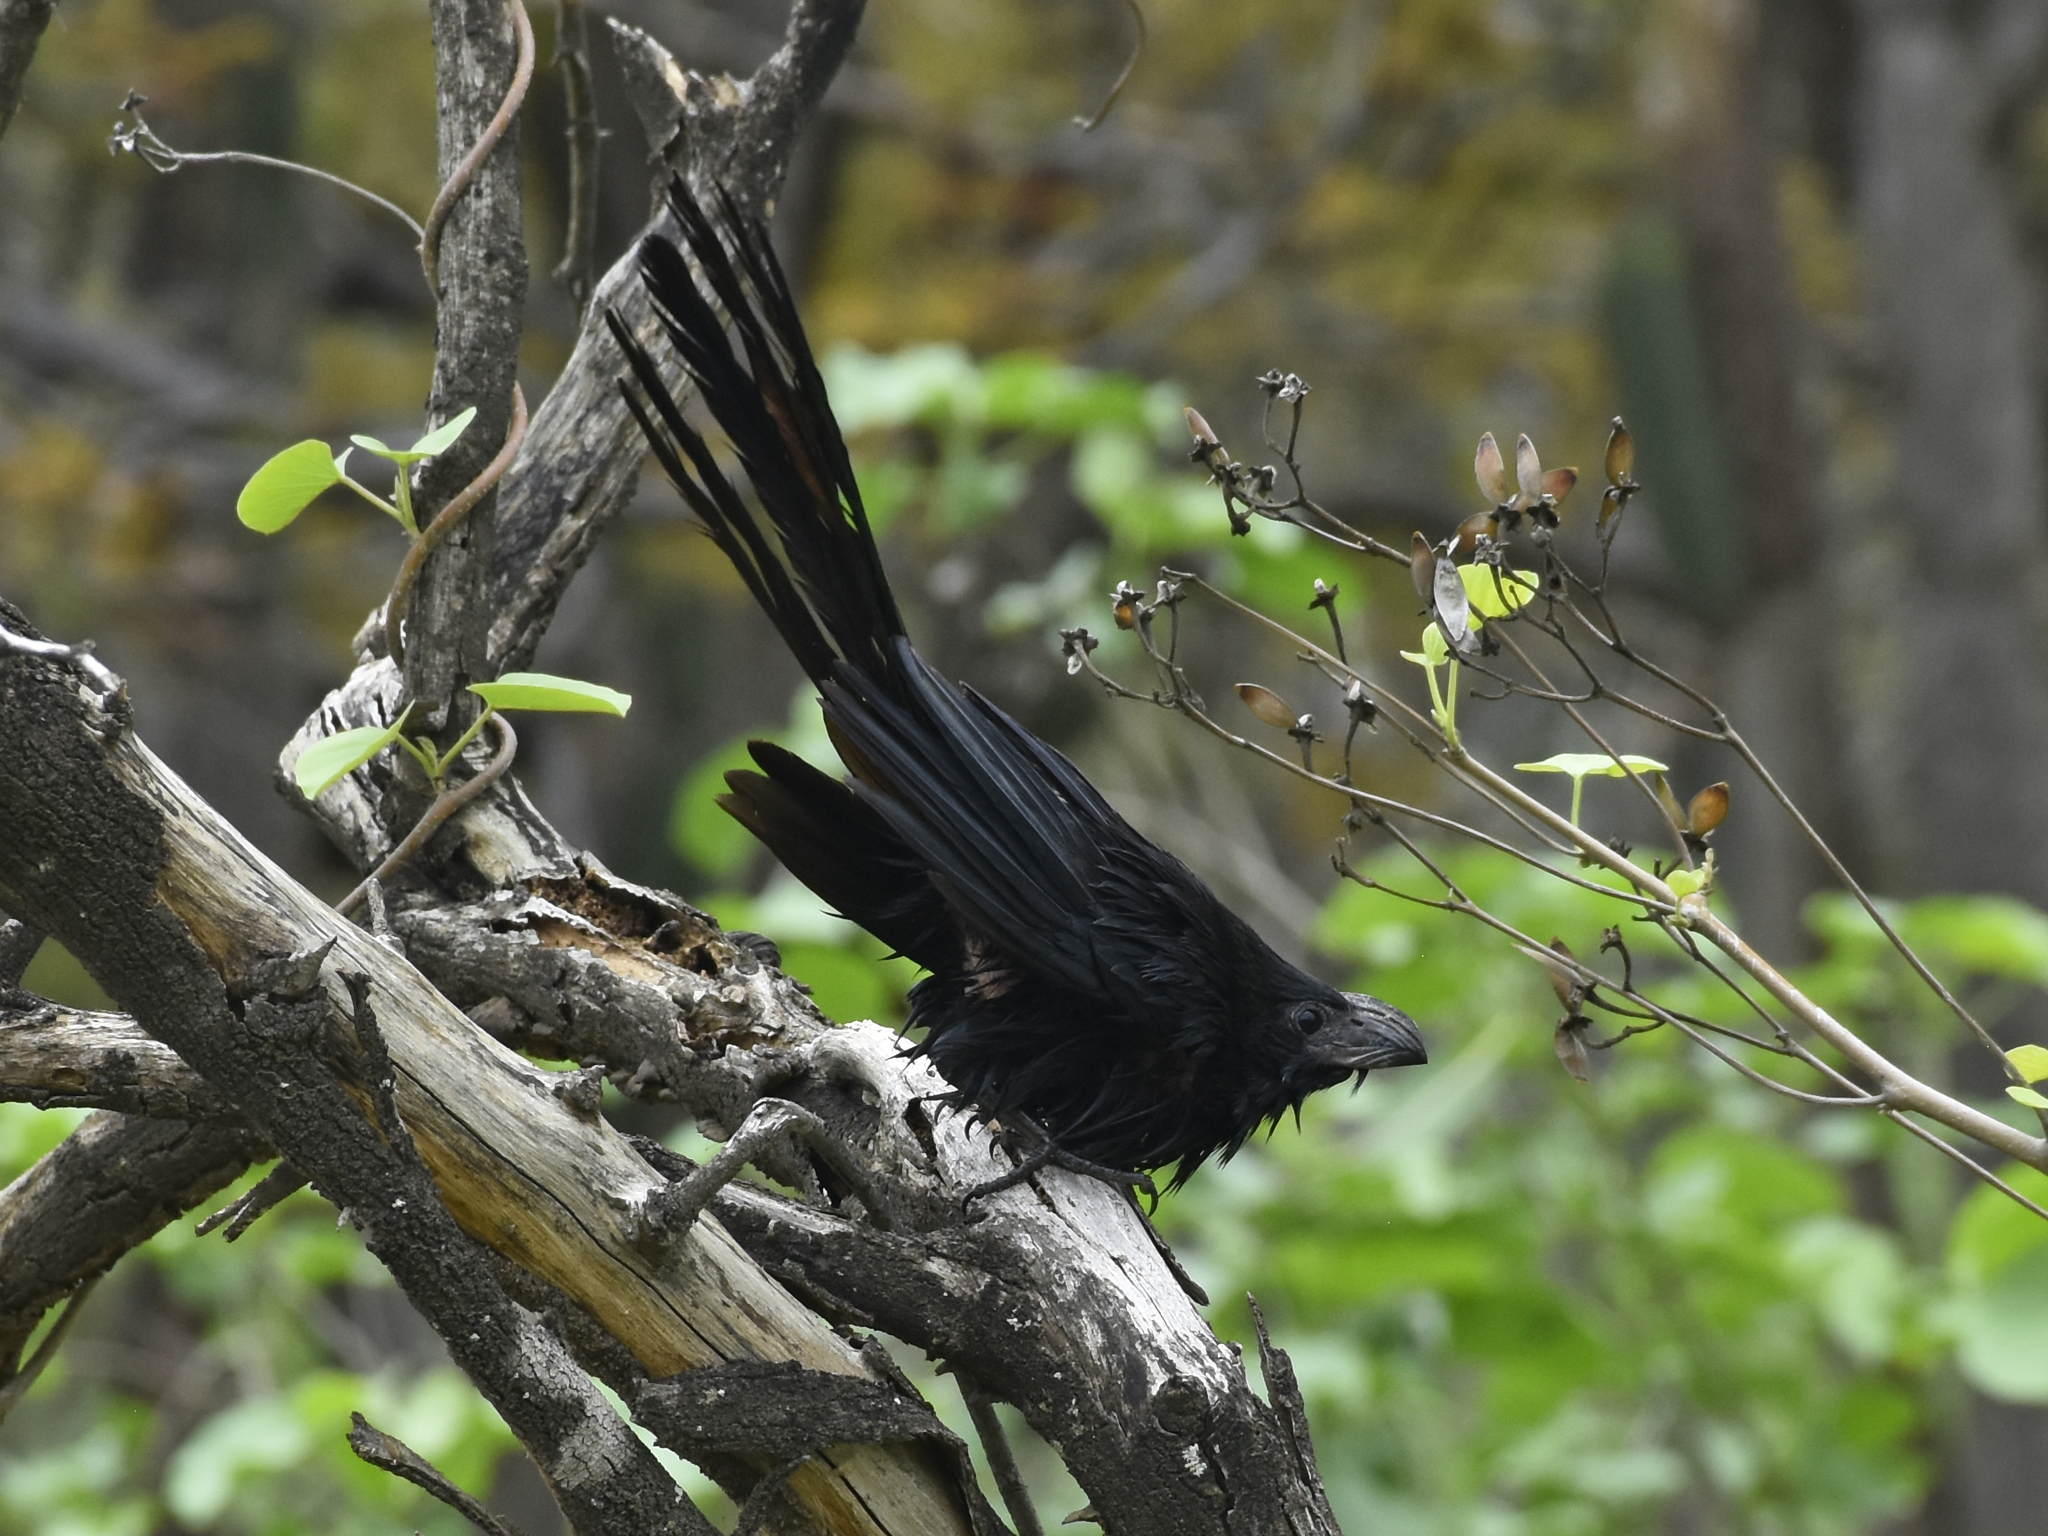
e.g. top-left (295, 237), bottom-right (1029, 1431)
top-left (610, 182), bottom-right (1426, 1191)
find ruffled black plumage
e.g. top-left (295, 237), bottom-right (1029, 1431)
top-left (610, 179), bottom-right (1426, 1189)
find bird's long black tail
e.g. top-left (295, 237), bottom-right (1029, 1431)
top-left (609, 181), bottom-right (951, 964)
top-left (605, 179), bottom-right (906, 697)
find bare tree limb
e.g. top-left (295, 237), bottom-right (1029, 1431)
top-left (0, 1113), bottom-right (268, 1400)
top-left (0, 621), bottom-right (983, 1536)
top-left (0, 1001), bottom-right (237, 1120)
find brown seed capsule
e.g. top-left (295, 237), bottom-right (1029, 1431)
top-left (1184, 405), bottom-right (1219, 448)
top-left (1687, 782), bottom-right (1730, 837)
top-left (1598, 485), bottom-right (1625, 533)
top-left (1546, 937), bottom-right (1578, 1009)
top-left (1410, 531), bottom-right (1437, 603)
top-left (1453, 511), bottom-right (1496, 560)
top-left (1605, 417), bottom-right (1634, 485)
top-left (1542, 466), bottom-right (1578, 505)
top-left (1554, 1022), bottom-right (1591, 1084)
top-left (1236, 683), bottom-right (1298, 731)
top-left (1110, 580), bottom-right (1143, 631)
top-left (1515, 434), bottom-right (1544, 508)
top-left (1474, 433), bottom-right (1510, 506)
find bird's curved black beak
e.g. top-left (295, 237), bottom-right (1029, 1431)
top-left (1307, 994), bottom-right (1428, 1073)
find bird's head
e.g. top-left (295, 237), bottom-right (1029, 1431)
top-left (1271, 987), bottom-right (1428, 1097)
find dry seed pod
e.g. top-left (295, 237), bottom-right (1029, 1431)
top-left (1236, 683), bottom-right (1298, 731)
top-left (1410, 531), bottom-right (1437, 603)
top-left (1542, 467), bottom-right (1578, 504)
top-left (1453, 511), bottom-right (1496, 559)
top-left (1554, 1023), bottom-right (1591, 1084)
top-left (1598, 486), bottom-right (1625, 535)
top-left (1546, 937), bottom-right (1578, 1010)
top-left (1515, 434), bottom-right (1543, 507)
top-left (1184, 405), bottom-right (1219, 448)
top-left (1475, 433), bottom-right (1510, 506)
top-left (1604, 417), bottom-right (1634, 485)
top-left (1687, 782), bottom-right (1730, 837)
top-left (1432, 552), bottom-right (1472, 649)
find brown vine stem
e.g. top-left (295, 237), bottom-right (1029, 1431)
top-left (419, 0), bottom-right (536, 298)
top-left (338, 715), bottom-right (518, 918)
top-left (385, 384), bottom-right (529, 668)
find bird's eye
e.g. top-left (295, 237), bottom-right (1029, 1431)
top-left (1291, 1003), bottom-right (1325, 1034)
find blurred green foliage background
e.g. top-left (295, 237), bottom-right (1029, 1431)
top-left (9, 0), bottom-right (2048, 1532)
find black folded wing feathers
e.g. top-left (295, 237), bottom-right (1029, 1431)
top-left (610, 180), bottom-right (1425, 1187)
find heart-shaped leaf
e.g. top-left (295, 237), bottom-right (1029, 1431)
top-left (294, 721), bottom-right (403, 800)
top-left (2008, 1045), bottom-right (2048, 1084)
top-left (237, 440), bottom-right (343, 533)
top-left (1461, 565), bottom-right (1537, 620)
top-left (351, 406), bottom-right (478, 466)
top-left (1514, 752), bottom-right (1669, 780)
top-left (408, 405), bottom-right (477, 459)
top-left (469, 672), bottom-right (632, 716)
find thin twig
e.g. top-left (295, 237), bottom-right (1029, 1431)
top-left (962, 1386), bottom-right (1046, 1536)
top-left (109, 97), bottom-right (424, 237)
top-left (1881, 1111), bottom-right (2048, 1222)
top-left (0, 1276), bottom-right (97, 1424)
top-left (347, 1414), bottom-right (528, 1536)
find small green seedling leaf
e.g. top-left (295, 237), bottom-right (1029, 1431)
top-left (408, 406), bottom-right (477, 459)
top-left (2006, 1085), bottom-right (2048, 1111)
top-left (238, 440), bottom-right (344, 532)
top-left (1400, 624), bottom-right (1453, 670)
top-left (351, 407), bottom-right (478, 467)
top-left (469, 672), bottom-right (632, 716)
top-left (1667, 868), bottom-right (1702, 900)
top-left (2008, 1045), bottom-right (2048, 1084)
top-left (295, 721), bottom-right (404, 800)
top-left (1515, 753), bottom-right (1669, 779)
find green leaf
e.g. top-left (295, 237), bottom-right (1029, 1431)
top-left (1953, 1246), bottom-right (2048, 1402)
top-left (350, 407), bottom-right (475, 468)
top-left (1399, 624), bottom-right (1452, 669)
top-left (1460, 564), bottom-right (1538, 620)
top-left (236, 440), bottom-right (343, 532)
top-left (2008, 1045), bottom-right (2048, 1084)
top-left (1514, 752), bottom-right (1669, 779)
top-left (2006, 1085), bottom-right (2048, 1110)
top-left (1667, 868), bottom-right (1702, 899)
top-left (294, 722), bottom-right (403, 800)
top-left (408, 405), bottom-right (477, 459)
top-left (469, 672), bottom-right (631, 716)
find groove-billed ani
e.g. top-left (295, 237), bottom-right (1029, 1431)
top-left (609, 181), bottom-right (1426, 1190)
